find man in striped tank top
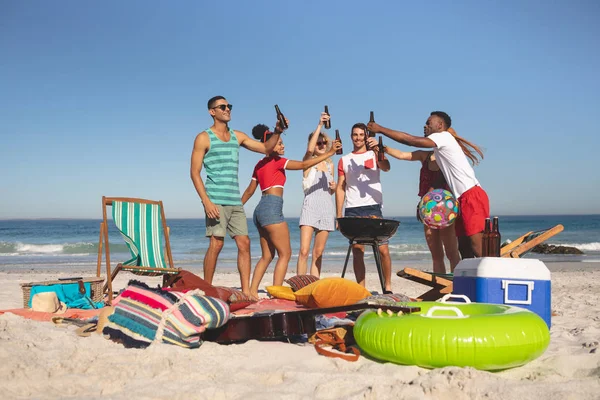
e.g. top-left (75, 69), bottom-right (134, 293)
top-left (190, 96), bottom-right (286, 299)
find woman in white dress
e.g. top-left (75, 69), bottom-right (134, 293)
top-left (296, 112), bottom-right (336, 277)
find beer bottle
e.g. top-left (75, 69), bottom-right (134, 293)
top-left (377, 136), bottom-right (385, 162)
top-left (489, 217), bottom-right (501, 257)
top-left (274, 104), bottom-right (288, 129)
top-left (335, 129), bottom-right (343, 155)
top-left (482, 218), bottom-right (491, 257)
top-left (324, 105), bottom-right (331, 129)
top-left (366, 111), bottom-right (375, 149)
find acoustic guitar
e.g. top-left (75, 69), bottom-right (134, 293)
top-left (202, 303), bottom-right (420, 344)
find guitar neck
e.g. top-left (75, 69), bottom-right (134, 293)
top-left (296, 303), bottom-right (420, 316)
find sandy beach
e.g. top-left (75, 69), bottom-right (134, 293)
top-left (1, 263), bottom-right (599, 400)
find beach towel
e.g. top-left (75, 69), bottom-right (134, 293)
top-left (102, 280), bottom-right (230, 349)
top-left (0, 308), bottom-right (103, 322)
top-left (28, 282), bottom-right (104, 310)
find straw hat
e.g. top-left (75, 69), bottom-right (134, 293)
top-left (96, 306), bottom-right (115, 334)
top-left (31, 292), bottom-right (67, 314)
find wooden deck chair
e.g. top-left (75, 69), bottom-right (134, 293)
top-left (396, 224), bottom-right (564, 301)
top-left (500, 224), bottom-right (564, 258)
top-left (97, 197), bottom-right (181, 304)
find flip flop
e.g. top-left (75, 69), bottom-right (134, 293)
top-left (51, 316), bottom-right (90, 327)
top-left (75, 323), bottom-right (99, 337)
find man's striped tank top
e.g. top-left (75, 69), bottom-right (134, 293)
top-left (202, 128), bottom-right (242, 206)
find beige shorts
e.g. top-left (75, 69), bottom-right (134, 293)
top-left (205, 205), bottom-right (249, 238)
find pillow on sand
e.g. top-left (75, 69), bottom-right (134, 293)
top-left (294, 278), bottom-right (371, 308)
top-left (284, 275), bottom-right (320, 292)
top-left (214, 287), bottom-right (256, 312)
top-left (266, 285), bottom-right (296, 301)
top-left (169, 270), bottom-right (255, 312)
top-left (102, 280), bottom-right (229, 349)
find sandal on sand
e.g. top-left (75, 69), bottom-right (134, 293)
top-left (51, 307), bottom-right (115, 338)
top-left (51, 316), bottom-right (91, 327)
top-left (75, 323), bottom-right (99, 337)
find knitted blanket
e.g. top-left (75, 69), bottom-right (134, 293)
top-left (102, 280), bottom-right (230, 349)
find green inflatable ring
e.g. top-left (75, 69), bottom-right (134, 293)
top-left (354, 299), bottom-right (550, 371)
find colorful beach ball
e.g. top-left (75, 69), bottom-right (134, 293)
top-left (418, 189), bottom-right (459, 229)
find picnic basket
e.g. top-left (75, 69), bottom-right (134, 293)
top-left (20, 277), bottom-right (104, 308)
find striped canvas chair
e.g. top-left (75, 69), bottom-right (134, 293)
top-left (97, 197), bottom-right (181, 304)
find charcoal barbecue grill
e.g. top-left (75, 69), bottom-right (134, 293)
top-left (337, 217), bottom-right (400, 292)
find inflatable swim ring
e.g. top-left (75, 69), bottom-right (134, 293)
top-left (354, 295), bottom-right (550, 370)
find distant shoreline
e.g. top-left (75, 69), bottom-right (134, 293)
top-left (2, 214), bottom-right (600, 221)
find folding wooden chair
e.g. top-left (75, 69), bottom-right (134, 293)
top-left (97, 197), bottom-right (181, 304)
top-left (397, 224), bottom-right (564, 300)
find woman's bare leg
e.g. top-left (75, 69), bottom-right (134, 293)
top-left (249, 227), bottom-right (275, 299)
top-left (440, 225), bottom-right (461, 272)
top-left (310, 230), bottom-right (330, 278)
top-left (296, 225), bottom-right (314, 275)
top-left (424, 225), bottom-right (446, 274)
top-left (263, 221), bottom-right (292, 286)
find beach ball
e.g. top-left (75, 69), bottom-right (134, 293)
top-left (418, 189), bottom-right (459, 229)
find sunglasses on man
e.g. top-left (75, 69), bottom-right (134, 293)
top-left (212, 104), bottom-right (233, 111)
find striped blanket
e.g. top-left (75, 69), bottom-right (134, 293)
top-left (102, 280), bottom-right (230, 349)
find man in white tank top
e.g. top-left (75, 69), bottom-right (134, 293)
top-left (367, 112), bottom-right (490, 259)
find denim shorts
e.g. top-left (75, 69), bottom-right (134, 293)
top-left (344, 204), bottom-right (383, 218)
top-left (253, 194), bottom-right (285, 228)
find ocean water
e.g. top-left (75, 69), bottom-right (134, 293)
top-left (1, 215), bottom-right (598, 273)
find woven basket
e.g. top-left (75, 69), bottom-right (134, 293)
top-left (20, 277), bottom-right (105, 308)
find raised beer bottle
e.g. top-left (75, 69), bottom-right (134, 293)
top-left (377, 136), bottom-right (385, 162)
top-left (482, 218), bottom-right (491, 257)
top-left (335, 129), bottom-right (343, 155)
top-left (489, 217), bottom-right (501, 257)
top-left (366, 111), bottom-right (375, 149)
top-left (324, 105), bottom-right (331, 129)
top-left (274, 104), bottom-right (288, 129)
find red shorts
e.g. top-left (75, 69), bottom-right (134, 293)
top-left (455, 186), bottom-right (490, 237)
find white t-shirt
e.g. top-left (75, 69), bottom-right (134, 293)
top-left (338, 150), bottom-right (383, 208)
top-left (428, 131), bottom-right (479, 198)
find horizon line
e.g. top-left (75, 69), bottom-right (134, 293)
top-left (1, 213), bottom-right (599, 221)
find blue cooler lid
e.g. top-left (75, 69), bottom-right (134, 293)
top-left (454, 258), bottom-right (551, 280)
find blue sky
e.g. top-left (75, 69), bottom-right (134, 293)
top-left (1, 1), bottom-right (599, 219)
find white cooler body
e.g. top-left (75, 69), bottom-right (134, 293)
top-left (453, 258), bottom-right (551, 328)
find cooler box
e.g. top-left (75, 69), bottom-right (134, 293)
top-left (452, 258), bottom-right (551, 328)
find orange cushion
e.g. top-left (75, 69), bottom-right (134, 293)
top-left (294, 278), bottom-right (371, 308)
top-left (266, 286), bottom-right (296, 301)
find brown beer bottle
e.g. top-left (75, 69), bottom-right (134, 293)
top-left (377, 136), bottom-right (385, 161)
top-left (489, 217), bottom-right (501, 257)
top-left (366, 111), bottom-right (375, 149)
top-left (482, 218), bottom-right (491, 257)
top-left (324, 105), bottom-right (331, 129)
top-left (335, 129), bottom-right (343, 155)
top-left (274, 104), bottom-right (288, 129)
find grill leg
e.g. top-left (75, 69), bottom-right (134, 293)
top-left (341, 241), bottom-right (353, 278)
top-left (371, 243), bottom-right (385, 293)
